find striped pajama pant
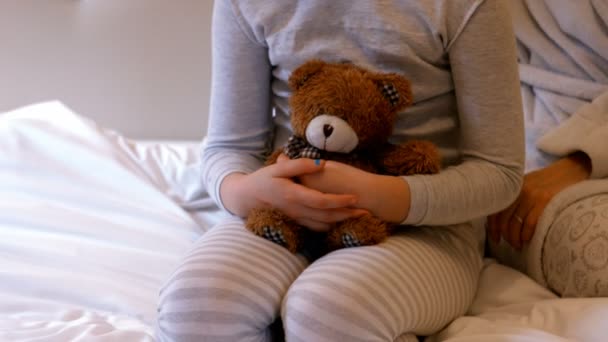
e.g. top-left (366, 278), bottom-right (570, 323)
top-left (156, 217), bottom-right (482, 342)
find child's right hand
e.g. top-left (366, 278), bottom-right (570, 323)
top-left (220, 158), bottom-right (368, 231)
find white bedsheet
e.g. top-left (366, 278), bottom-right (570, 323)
top-left (0, 102), bottom-right (226, 341)
top-left (2, 101), bottom-right (608, 342)
top-left (429, 259), bottom-right (608, 342)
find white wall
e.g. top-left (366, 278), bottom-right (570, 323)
top-left (0, 0), bottom-right (213, 140)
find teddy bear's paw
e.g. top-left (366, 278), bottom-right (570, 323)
top-left (251, 224), bottom-right (300, 253)
top-left (326, 230), bottom-right (368, 250)
top-left (327, 216), bottom-right (390, 250)
top-left (261, 226), bottom-right (289, 247)
top-left (341, 233), bottom-right (362, 248)
top-left (338, 230), bottom-right (382, 248)
top-left (246, 208), bottom-right (302, 253)
top-left (258, 225), bottom-right (301, 253)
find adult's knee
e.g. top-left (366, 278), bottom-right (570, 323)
top-left (543, 194), bottom-right (608, 297)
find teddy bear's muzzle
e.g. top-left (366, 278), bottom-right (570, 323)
top-left (305, 114), bottom-right (359, 153)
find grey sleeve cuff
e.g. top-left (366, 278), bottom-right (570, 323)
top-left (400, 175), bottom-right (429, 225)
top-left (202, 150), bottom-right (263, 214)
top-left (537, 91), bottom-right (608, 179)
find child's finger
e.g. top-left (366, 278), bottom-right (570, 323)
top-left (295, 218), bottom-right (330, 232)
top-left (290, 184), bottom-right (357, 209)
top-left (294, 208), bottom-right (370, 232)
top-left (293, 206), bottom-right (368, 223)
top-left (269, 158), bottom-right (325, 178)
top-left (276, 153), bottom-right (290, 163)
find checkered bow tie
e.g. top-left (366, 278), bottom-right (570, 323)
top-left (284, 136), bottom-right (323, 160)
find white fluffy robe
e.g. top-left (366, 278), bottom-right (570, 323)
top-left (509, 0), bottom-right (608, 178)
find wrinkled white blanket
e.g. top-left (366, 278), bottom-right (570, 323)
top-left (427, 259), bottom-right (608, 342)
top-left (0, 102), bottom-right (226, 341)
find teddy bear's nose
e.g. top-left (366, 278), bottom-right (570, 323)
top-left (323, 124), bottom-right (334, 138)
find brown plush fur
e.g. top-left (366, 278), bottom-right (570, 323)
top-left (246, 60), bottom-right (441, 253)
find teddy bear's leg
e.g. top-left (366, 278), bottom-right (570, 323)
top-left (326, 215), bottom-right (390, 250)
top-left (246, 208), bottom-right (304, 253)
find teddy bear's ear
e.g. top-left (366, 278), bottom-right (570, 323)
top-left (371, 73), bottom-right (413, 110)
top-left (288, 60), bottom-right (327, 91)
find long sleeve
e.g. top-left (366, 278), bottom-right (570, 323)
top-left (200, 0), bottom-right (273, 212)
top-left (403, 0), bottom-right (525, 226)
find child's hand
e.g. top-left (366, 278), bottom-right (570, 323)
top-left (221, 157), bottom-right (368, 231)
top-left (297, 160), bottom-right (411, 223)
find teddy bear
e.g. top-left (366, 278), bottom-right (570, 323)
top-left (246, 59), bottom-right (441, 253)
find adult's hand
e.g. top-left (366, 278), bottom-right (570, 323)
top-left (487, 152), bottom-right (591, 249)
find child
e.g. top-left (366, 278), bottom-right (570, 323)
top-left (157, 0), bottom-right (524, 341)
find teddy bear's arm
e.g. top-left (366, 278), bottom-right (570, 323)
top-left (378, 140), bottom-right (441, 176)
top-left (264, 149), bottom-right (284, 165)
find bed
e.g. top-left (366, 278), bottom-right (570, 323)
top-left (2, 101), bottom-right (608, 342)
top-left (0, 102), bottom-right (226, 341)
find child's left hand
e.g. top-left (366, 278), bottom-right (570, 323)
top-left (278, 154), bottom-right (411, 223)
